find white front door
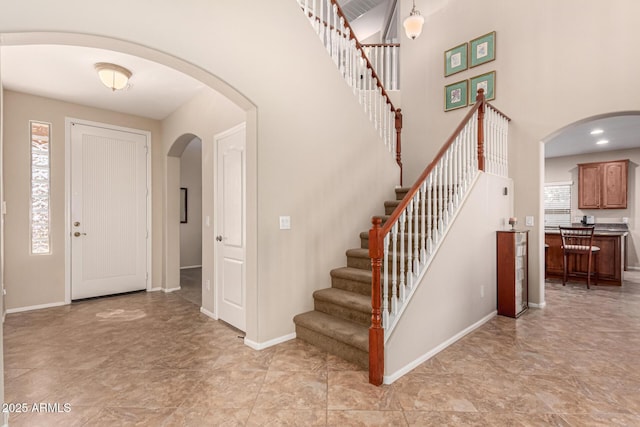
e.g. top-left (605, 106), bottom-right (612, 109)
top-left (70, 122), bottom-right (148, 300)
top-left (215, 124), bottom-right (246, 331)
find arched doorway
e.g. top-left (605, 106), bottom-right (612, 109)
top-left (0, 32), bottom-right (257, 336)
top-left (541, 111), bottom-right (640, 290)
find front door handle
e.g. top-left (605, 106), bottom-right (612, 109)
top-left (216, 235), bottom-right (223, 242)
top-left (73, 232), bottom-right (87, 237)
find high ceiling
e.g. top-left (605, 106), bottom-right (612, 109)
top-left (2, 4), bottom-right (639, 158)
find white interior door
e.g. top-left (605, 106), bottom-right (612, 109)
top-left (215, 124), bottom-right (246, 331)
top-left (70, 122), bottom-right (148, 300)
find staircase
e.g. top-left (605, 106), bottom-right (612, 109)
top-left (293, 186), bottom-right (409, 368)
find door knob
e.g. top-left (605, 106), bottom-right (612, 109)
top-left (73, 221), bottom-right (80, 227)
top-left (216, 235), bottom-right (223, 242)
top-left (73, 232), bottom-right (87, 237)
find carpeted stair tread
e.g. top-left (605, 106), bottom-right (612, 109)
top-left (293, 310), bottom-right (368, 352)
top-left (346, 247), bottom-right (370, 259)
top-left (330, 266), bottom-right (372, 283)
top-left (313, 288), bottom-right (371, 314)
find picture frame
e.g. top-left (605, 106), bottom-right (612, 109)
top-left (444, 43), bottom-right (468, 77)
top-left (470, 31), bottom-right (496, 68)
top-left (444, 80), bottom-right (468, 111)
top-left (469, 71), bottom-right (496, 103)
top-left (180, 187), bottom-right (188, 223)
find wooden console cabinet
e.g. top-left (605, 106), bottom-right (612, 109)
top-left (578, 159), bottom-right (628, 209)
top-left (497, 230), bottom-right (529, 318)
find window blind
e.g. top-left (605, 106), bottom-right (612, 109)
top-left (544, 184), bottom-right (571, 227)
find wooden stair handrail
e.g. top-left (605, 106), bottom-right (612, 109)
top-left (361, 43), bottom-right (401, 48)
top-left (304, 0), bottom-right (404, 182)
top-left (368, 89), bottom-right (511, 385)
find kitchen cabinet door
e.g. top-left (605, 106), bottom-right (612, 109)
top-left (578, 163), bottom-right (601, 209)
top-left (601, 160), bottom-right (628, 209)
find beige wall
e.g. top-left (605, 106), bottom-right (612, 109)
top-left (161, 88), bottom-right (245, 316)
top-left (400, 0), bottom-right (640, 305)
top-left (545, 148), bottom-right (639, 267)
top-left (179, 137), bottom-right (203, 268)
top-left (386, 173), bottom-right (512, 378)
top-left (0, 57), bottom-right (6, 419)
top-left (2, 1), bottom-right (401, 345)
top-left (2, 90), bottom-right (162, 309)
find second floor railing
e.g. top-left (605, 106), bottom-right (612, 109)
top-left (368, 90), bottom-right (510, 385)
top-left (362, 44), bottom-right (400, 91)
top-left (298, 0), bottom-right (404, 183)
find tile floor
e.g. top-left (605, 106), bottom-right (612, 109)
top-left (176, 268), bottom-right (202, 308)
top-left (3, 274), bottom-right (640, 426)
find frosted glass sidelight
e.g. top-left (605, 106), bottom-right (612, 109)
top-left (30, 121), bottom-right (51, 255)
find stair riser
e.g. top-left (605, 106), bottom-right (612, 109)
top-left (314, 300), bottom-right (371, 327)
top-left (331, 275), bottom-right (371, 296)
top-left (295, 325), bottom-right (368, 369)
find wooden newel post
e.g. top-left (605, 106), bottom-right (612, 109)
top-left (368, 217), bottom-right (384, 386)
top-left (476, 89), bottom-right (486, 172)
top-left (395, 109), bottom-right (403, 186)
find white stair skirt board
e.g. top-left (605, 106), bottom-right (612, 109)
top-left (200, 307), bottom-right (217, 320)
top-left (163, 287), bottom-right (181, 293)
top-left (180, 265), bottom-right (202, 270)
top-left (383, 311), bottom-right (497, 385)
top-left (6, 301), bottom-right (67, 314)
top-left (244, 333), bottom-right (296, 351)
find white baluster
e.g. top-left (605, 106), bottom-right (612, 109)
top-left (413, 192), bottom-right (420, 275)
top-left (391, 222), bottom-right (398, 316)
top-left (399, 211), bottom-right (406, 302)
top-left (383, 233), bottom-right (390, 328)
top-left (437, 160), bottom-right (444, 235)
top-left (427, 174), bottom-right (433, 252)
top-left (406, 202), bottom-right (413, 290)
top-left (420, 181), bottom-right (427, 263)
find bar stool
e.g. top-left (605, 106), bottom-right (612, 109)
top-left (559, 226), bottom-right (599, 288)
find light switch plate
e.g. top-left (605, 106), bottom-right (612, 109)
top-left (525, 216), bottom-right (534, 227)
top-left (279, 216), bottom-right (291, 230)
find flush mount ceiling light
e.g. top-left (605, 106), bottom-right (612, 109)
top-left (403, 0), bottom-right (424, 40)
top-left (590, 128), bottom-right (604, 135)
top-left (596, 139), bottom-right (609, 145)
top-left (94, 62), bottom-right (132, 91)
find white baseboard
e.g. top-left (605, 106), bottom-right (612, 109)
top-left (627, 266), bottom-right (640, 271)
top-left (147, 287), bottom-right (162, 292)
top-left (180, 265), bottom-right (202, 270)
top-left (528, 301), bottom-right (546, 308)
top-left (163, 287), bottom-right (181, 293)
top-left (6, 301), bottom-right (67, 314)
top-left (244, 333), bottom-right (296, 350)
top-left (383, 311), bottom-right (497, 385)
top-left (200, 307), bottom-right (217, 320)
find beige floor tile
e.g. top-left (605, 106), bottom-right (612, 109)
top-left (247, 409), bottom-right (327, 426)
top-left (327, 410), bottom-right (407, 426)
top-left (3, 274), bottom-right (639, 425)
top-left (253, 370), bottom-right (327, 410)
top-left (328, 370), bottom-right (400, 411)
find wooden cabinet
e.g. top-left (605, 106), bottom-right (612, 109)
top-left (497, 231), bottom-right (528, 318)
top-left (578, 160), bottom-right (628, 209)
top-left (545, 232), bottom-right (623, 285)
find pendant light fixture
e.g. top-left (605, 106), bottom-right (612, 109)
top-left (403, 0), bottom-right (424, 40)
top-left (94, 62), bottom-right (132, 91)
